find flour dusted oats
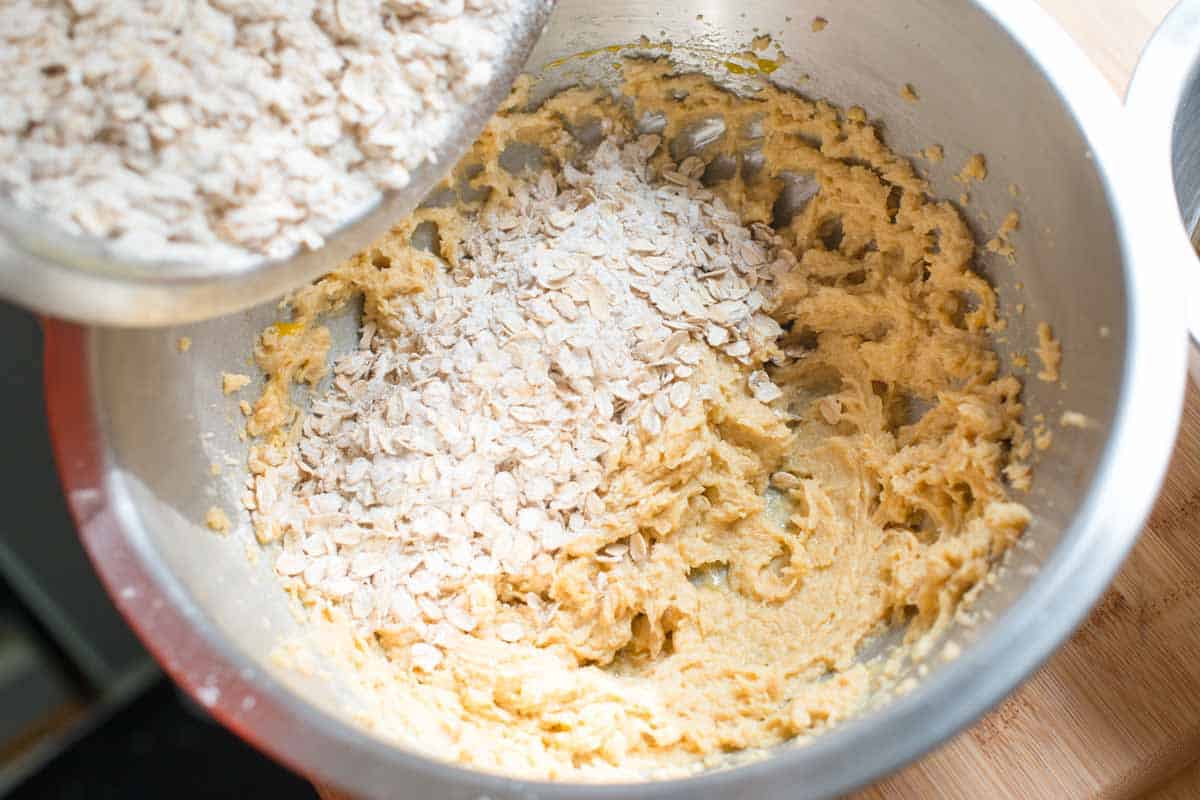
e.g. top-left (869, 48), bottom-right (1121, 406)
top-left (249, 132), bottom-right (787, 658)
top-left (0, 0), bottom-right (515, 263)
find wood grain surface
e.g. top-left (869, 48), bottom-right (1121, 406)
top-left (319, 3), bottom-right (1198, 798)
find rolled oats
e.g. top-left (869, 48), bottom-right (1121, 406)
top-left (1, 0), bottom-right (516, 264)
top-left (251, 131), bottom-right (788, 653)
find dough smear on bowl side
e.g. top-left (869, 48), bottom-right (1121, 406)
top-left (238, 59), bottom-right (1033, 781)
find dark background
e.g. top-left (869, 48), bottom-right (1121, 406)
top-left (0, 305), bottom-right (313, 799)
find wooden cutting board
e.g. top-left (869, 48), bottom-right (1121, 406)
top-left (853, 3), bottom-right (1200, 797)
top-left (318, 3), bottom-right (1196, 798)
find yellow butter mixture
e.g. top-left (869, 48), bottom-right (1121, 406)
top-left (244, 60), bottom-right (1031, 780)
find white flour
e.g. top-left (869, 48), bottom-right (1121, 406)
top-left (0, 0), bottom-right (514, 264)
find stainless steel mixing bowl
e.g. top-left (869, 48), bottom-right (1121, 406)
top-left (1127, 0), bottom-right (1200, 382)
top-left (0, 0), bottom-right (553, 328)
top-left (43, 0), bottom-right (1189, 797)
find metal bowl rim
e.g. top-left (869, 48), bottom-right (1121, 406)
top-left (45, 0), bottom-right (1188, 796)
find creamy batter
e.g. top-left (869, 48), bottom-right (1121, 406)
top-left (245, 60), bottom-right (1031, 780)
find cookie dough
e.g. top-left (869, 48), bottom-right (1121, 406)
top-left (245, 60), bottom-right (1030, 780)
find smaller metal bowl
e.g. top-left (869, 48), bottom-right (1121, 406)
top-left (0, 1), bottom-right (553, 328)
top-left (1127, 0), bottom-right (1200, 380)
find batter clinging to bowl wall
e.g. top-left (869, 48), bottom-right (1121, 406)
top-left (239, 58), bottom-right (1033, 779)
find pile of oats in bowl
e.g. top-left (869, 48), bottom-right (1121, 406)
top-left (0, 0), bottom-right (516, 263)
top-left (254, 130), bottom-right (787, 666)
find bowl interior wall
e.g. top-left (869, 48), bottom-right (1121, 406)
top-left (85, 0), bottom-right (1126, 773)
